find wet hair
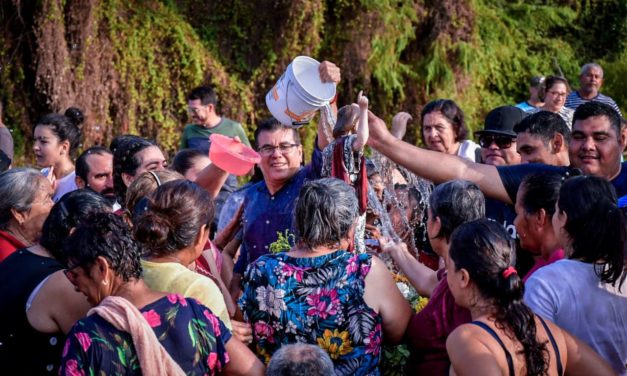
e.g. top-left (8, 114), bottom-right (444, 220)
top-left (253, 117), bottom-right (300, 149)
top-left (75, 146), bottom-right (112, 182)
top-left (125, 170), bottom-right (183, 220)
top-left (573, 101), bottom-right (622, 138)
top-left (63, 212), bottom-right (142, 282)
top-left (40, 189), bottom-right (111, 261)
top-left (428, 179), bottom-right (485, 241)
top-left (420, 99), bottom-right (469, 144)
top-left (266, 343), bottom-right (334, 376)
top-left (0, 168), bottom-right (48, 229)
top-left (171, 149), bottom-right (208, 177)
top-left (0, 150), bottom-right (10, 172)
top-left (333, 104), bottom-right (360, 138)
top-left (365, 159), bottom-right (379, 178)
top-left (134, 180), bottom-right (214, 257)
top-left (540, 76), bottom-right (570, 100)
top-left (557, 176), bottom-right (625, 286)
top-left (519, 173), bottom-right (564, 217)
top-left (449, 219), bottom-right (549, 375)
top-left (112, 135), bottom-right (158, 203)
top-left (34, 107), bottom-right (84, 157)
top-left (513, 111), bottom-right (571, 144)
top-left (580, 63), bottom-right (603, 77)
top-left (187, 86), bottom-right (218, 107)
top-left (295, 178), bottom-right (359, 249)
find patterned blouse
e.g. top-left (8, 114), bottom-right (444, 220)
top-left (240, 250), bottom-right (383, 375)
top-left (59, 294), bottom-right (231, 375)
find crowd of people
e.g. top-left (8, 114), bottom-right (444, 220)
top-left (0, 59), bottom-right (625, 376)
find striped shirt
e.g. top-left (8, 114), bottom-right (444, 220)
top-left (565, 91), bottom-right (623, 116)
top-left (529, 107), bottom-right (574, 128)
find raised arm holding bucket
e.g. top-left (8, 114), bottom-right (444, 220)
top-left (265, 57), bottom-right (340, 131)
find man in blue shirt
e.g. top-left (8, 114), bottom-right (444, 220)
top-left (515, 76), bottom-right (545, 113)
top-left (229, 61), bottom-right (340, 294)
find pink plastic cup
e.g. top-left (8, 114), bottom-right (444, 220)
top-left (209, 134), bottom-right (261, 176)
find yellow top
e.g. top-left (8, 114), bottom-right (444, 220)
top-left (141, 259), bottom-right (231, 329)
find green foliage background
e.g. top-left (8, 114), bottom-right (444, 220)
top-left (0, 0), bottom-right (625, 163)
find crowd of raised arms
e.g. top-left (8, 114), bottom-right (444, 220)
top-left (0, 60), bottom-right (625, 376)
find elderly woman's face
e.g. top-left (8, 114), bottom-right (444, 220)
top-left (17, 179), bottom-right (54, 243)
top-left (65, 260), bottom-right (109, 306)
top-left (422, 111), bottom-right (459, 155)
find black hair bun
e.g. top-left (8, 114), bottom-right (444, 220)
top-left (64, 107), bottom-right (85, 127)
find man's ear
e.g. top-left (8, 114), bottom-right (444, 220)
top-left (76, 175), bottom-right (86, 189)
top-left (551, 133), bottom-right (565, 153)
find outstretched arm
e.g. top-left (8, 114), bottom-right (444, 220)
top-left (367, 111), bottom-right (512, 204)
top-left (352, 90), bottom-right (369, 151)
top-left (195, 163), bottom-right (229, 199)
top-left (317, 61), bottom-right (341, 150)
top-left (382, 240), bottom-right (438, 297)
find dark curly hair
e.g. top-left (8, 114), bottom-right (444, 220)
top-left (133, 180), bottom-right (214, 257)
top-left (41, 189), bottom-right (111, 261)
top-left (62, 212), bottom-right (142, 282)
top-left (111, 135), bottom-right (157, 204)
top-left (449, 219), bottom-right (549, 376)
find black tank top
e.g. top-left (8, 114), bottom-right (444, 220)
top-left (0, 249), bottom-right (65, 374)
top-left (470, 316), bottom-right (564, 376)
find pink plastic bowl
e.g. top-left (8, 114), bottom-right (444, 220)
top-left (209, 134), bottom-right (261, 176)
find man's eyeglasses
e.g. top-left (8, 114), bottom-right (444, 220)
top-left (258, 143), bottom-right (300, 156)
top-left (478, 135), bottom-right (515, 149)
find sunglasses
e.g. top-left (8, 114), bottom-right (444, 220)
top-left (478, 135), bottom-right (515, 149)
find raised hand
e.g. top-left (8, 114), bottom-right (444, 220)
top-left (357, 90), bottom-right (369, 110)
top-left (391, 112), bottom-right (413, 140)
top-left (319, 61), bottom-right (341, 84)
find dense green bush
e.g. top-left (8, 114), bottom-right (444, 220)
top-left (0, 0), bottom-right (624, 162)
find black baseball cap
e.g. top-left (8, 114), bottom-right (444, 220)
top-left (475, 106), bottom-right (528, 138)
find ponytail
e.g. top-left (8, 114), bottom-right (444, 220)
top-left (450, 220), bottom-right (549, 375)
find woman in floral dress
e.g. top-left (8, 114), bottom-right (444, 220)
top-left (59, 213), bottom-right (263, 375)
top-left (240, 178), bottom-right (411, 375)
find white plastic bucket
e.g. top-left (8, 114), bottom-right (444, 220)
top-left (265, 56), bottom-right (336, 127)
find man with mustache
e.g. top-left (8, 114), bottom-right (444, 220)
top-left (565, 63), bottom-right (622, 116)
top-left (75, 146), bottom-right (118, 209)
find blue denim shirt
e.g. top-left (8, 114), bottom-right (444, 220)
top-left (234, 144), bottom-right (322, 274)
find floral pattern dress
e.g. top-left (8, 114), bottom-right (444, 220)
top-left (59, 294), bottom-right (231, 376)
top-left (239, 250), bottom-right (383, 375)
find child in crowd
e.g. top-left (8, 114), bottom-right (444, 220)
top-left (321, 91), bottom-right (369, 251)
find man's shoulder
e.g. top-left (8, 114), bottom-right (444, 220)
top-left (182, 123), bottom-right (207, 135)
top-left (596, 92), bottom-right (619, 104)
top-left (221, 117), bottom-right (241, 126)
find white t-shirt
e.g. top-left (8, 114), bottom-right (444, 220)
top-left (41, 168), bottom-right (78, 202)
top-left (457, 140), bottom-right (480, 162)
top-left (524, 259), bottom-right (627, 375)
